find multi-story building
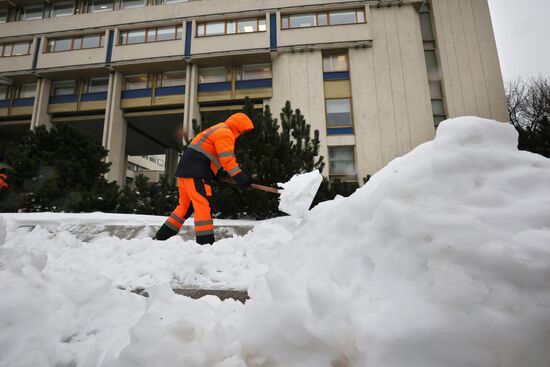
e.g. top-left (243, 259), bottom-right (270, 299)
top-left (0, 0), bottom-right (507, 185)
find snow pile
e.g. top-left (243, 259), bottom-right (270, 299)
top-left (278, 170), bottom-right (323, 217)
top-left (236, 117), bottom-right (550, 366)
top-left (1, 117), bottom-right (550, 366)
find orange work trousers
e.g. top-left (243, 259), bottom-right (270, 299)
top-left (165, 177), bottom-right (214, 243)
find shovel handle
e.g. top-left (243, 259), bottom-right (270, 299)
top-left (218, 176), bottom-right (280, 194)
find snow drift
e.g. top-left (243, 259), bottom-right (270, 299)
top-left (1, 117), bottom-right (550, 367)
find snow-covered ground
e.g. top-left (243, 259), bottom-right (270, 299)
top-left (1, 117), bottom-right (550, 367)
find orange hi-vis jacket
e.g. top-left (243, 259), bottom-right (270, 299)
top-left (0, 173), bottom-right (7, 190)
top-left (176, 113), bottom-right (254, 180)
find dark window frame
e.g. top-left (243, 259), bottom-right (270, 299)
top-left (322, 50), bottom-right (350, 73)
top-left (328, 145), bottom-right (358, 179)
top-left (325, 97), bottom-right (354, 129)
top-left (45, 34), bottom-right (104, 53)
top-left (0, 41), bottom-right (32, 57)
top-left (123, 73), bottom-right (152, 90)
top-left (119, 24), bottom-right (183, 45)
top-left (196, 17), bottom-right (267, 38)
top-left (281, 8), bottom-right (366, 30)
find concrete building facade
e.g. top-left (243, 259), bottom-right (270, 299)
top-left (0, 0), bottom-right (507, 185)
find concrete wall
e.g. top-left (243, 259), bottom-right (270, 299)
top-left (270, 50), bottom-right (329, 172)
top-left (350, 4), bottom-right (434, 178)
top-left (431, 0), bottom-right (508, 122)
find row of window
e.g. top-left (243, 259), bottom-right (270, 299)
top-left (0, 0), bottom-right (189, 23)
top-left (46, 34), bottom-right (104, 53)
top-left (119, 25), bottom-right (183, 45)
top-left (1, 2), bottom-right (366, 34)
top-left (0, 41), bottom-right (32, 57)
top-left (123, 71), bottom-right (186, 90)
top-left (198, 64), bottom-right (272, 84)
top-left (282, 9), bottom-right (365, 29)
top-left (51, 77), bottom-right (110, 95)
top-left (196, 17), bottom-right (266, 37)
top-left (0, 83), bottom-right (36, 100)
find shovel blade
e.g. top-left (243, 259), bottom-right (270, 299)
top-left (277, 170), bottom-right (323, 218)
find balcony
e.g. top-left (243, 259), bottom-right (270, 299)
top-left (36, 33), bottom-right (109, 71)
top-left (0, 39), bottom-right (36, 74)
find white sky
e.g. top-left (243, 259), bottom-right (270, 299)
top-left (488, 0), bottom-right (550, 81)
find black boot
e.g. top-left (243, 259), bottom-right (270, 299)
top-left (154, 223), bottom-right (179, 241)
top-left (196, 233), bottom-right (215, 245)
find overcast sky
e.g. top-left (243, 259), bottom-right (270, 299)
top-left (488, 0), bottom-right (550, 81)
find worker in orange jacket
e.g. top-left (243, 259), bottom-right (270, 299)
top-left (154, 112), bottom-right (254, 244)
top-left (0, 163), bottom-right (12, 191)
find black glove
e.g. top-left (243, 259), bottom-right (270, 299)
top-left (234, 172), bottom-right (251, 188)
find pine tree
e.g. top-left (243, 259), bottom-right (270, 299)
top-left (198, 98), bottom-right (324, 218)
top-left (2, 124), bottom-right (119, 212)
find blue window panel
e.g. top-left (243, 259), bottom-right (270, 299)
top-left (270, 13), bottom-right (277, 51)
top-left (105, 30), bottom-right (115, 64)
top-left (0, 100), bottom-right (10, 108)
top-left (327, 127), bottom-right (354, 135)
top-left (81, 92), bottom-right (108, 101)
top-left (324, 72), bottom-right (350, 80)
top-left (49, 95), bottom-right (78, 104)
top-left (155, 85), bottom-right (186, 96)
top-left (121, 89), bottom-right (152, 99)
top-left (184, 21), bottom-right (192, 58)
top-left (12, 98), bottom-right (35, 107)
top-left (197, 82), bottom-right (232, 93)
top-left (235, 79), bottom-right (272, 90)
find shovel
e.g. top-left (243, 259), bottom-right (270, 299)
top-left (218, 170), bottom-right (323, 218)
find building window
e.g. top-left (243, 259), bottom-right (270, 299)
top-left (87, 77), bottom-right (109, 93)
top-left (21, 5), bottom-right (44, 21)
top-left (0, 85), bottom-right (8, 99)
top-left (282, 9), bottom-right (365, 29)
top-left (326, 98), bottom-right (353, 127)
top-left (47, 34), bottom-right (103, 52)
top-left (323, 51), bottom-right (349, 72)
top-left (237, 63), bottom-right (272, 80)
top-left (120, 25), bottom-right (182, 45)
top-left (0, 8), bottom-right (8, 23)
top-left (196, 17), bottom-right (266, 37)
top-left (89, 0), bottom-right (114, 13)
top-left (198, 67), bottom-right (229, 83)
top-left (420, 3), bottom-right (446, 126)
top-left (51, 1), bottom-right (75, 17)
top-left (329, 147), bottom-right (356, 177)
top-left (121, 0), bottom-right (146, 9)
top-left (18, 83), bottom-right (36, 98)
top-left (159, 71), bottom-right (186, 87)
top-left (0, 42), bottom-right (32, 57)
top-left (52, 80), bottom-right (77, 96)
top-left (123, 74), bottom-right (151, 90)
top-left (161, 0), bottom-right (188, 4)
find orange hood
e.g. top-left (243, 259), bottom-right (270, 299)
top-left (225, 113), bottom-right (254, 138)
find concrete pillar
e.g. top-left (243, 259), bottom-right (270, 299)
top-left (184, 63), bottom-right (201, 140)
top-left (31, 78), bottom-right (52, 129)
top-left (164, 148), bottom-right (179, 184)
top-left (103, 71), bottom-right (127, 185)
